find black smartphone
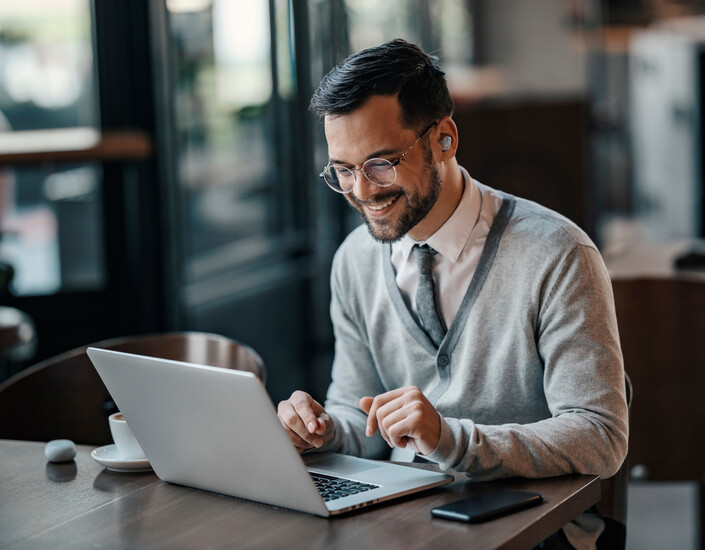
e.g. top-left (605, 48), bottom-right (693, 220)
top-left (430, 489), bottom-right (544, 523)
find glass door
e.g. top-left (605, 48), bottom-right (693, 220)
top-left (156, 0), bottom-right (315, 402)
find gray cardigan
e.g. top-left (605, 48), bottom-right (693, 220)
top-left (321, 193), bottom-right (629, 481)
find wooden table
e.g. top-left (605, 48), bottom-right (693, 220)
top-left (0, 440), bottom-right (600, 550)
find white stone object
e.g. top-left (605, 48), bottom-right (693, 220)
top-left (44, 439), bottom-right (77, 463)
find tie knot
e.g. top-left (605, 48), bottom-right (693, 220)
top-left (413, 244), bottom-right (435, 275)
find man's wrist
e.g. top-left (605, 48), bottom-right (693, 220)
top-left (422, 416), bottom-right (452, 460)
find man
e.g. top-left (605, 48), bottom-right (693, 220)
top-left (277, 39), bottom-right (628, 549)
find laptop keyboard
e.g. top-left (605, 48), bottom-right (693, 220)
top-left (310, 472), bottom-right (379, 502)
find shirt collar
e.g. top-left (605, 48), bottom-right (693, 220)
top-left (395, 167), bottom-right (481, 264)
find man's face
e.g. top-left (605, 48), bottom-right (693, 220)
top-left (324, 95), bottom-right (442, 243)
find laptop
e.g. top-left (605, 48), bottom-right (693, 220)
top-left (86, 347), bottom-right (453, 517)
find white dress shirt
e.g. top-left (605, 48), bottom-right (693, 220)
top-left (391, 168), bottom-right (503, 328)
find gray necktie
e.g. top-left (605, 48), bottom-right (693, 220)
top-left (413, 244), bottom-right (446, 347)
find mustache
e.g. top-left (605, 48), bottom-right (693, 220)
top-left (347, 191), bottom-right (402, 207)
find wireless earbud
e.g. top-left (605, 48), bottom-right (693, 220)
top-left (441, 136), bottom-right (452, 152)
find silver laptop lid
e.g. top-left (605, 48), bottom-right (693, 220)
top-left (87, 347), bottom-right (329, 516)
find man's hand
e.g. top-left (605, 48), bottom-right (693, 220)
top-left (359, 386), bottom-right (441, 456)
top-left (277, 391), bottom-right (334, 453)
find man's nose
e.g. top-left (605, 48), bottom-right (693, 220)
top-left (351, 170), bottom-right (377, 202)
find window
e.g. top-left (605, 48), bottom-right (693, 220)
top-left (167, 0), bottom-right (303, 285)
top-left (0, 0), bottom-right (103, 296)
top-left (344, 0), bottom-right (474, 66)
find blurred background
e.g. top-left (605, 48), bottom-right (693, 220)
top-left (1, 1), bottom-right (704, 547)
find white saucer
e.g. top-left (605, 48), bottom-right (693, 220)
top-left (91, 444), bottom-right (153, 473)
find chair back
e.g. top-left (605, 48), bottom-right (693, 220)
top-left (0, 332), bottom-right (265, 445)
top-left (594, 373), bottom-right (632, 524)
top-left (589, 373), bottom-right (632, 549)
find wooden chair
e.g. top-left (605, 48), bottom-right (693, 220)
top-left (590, 373), bottom-right (632, 549)
top-left (0, 332), bottom-right (265, 445)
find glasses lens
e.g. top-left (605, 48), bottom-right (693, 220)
top-left (363, 159), bottom-right (396, 186)
top-left (323, 165), bottom-right (353, 193)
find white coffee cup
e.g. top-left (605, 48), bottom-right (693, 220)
top-left (109, 412), bottom-right (146, 460)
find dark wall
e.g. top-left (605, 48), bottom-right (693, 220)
top-left (454, 97), bottom-right (592, 236)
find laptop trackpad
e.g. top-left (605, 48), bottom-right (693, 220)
top-left (304, 453), bottom-right (383, 476)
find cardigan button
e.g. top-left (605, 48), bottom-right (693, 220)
top-left (437, 354), bottom-right (449, 367)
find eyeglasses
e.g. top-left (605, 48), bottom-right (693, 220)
top-left (320, 121), bottom-right (438, 194)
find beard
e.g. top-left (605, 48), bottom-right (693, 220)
top-left (345, 146), bottom-right (442, 243)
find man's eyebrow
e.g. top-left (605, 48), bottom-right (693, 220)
top-left (329, 147), bottom-right (401, 165)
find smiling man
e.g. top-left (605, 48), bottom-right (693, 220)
top-left (323, 96), bottom-right (454, 244)
top-left (277, 39), bottom-right (628, 549)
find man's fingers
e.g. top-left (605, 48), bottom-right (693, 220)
top-left (359, 387), bottom-right (440, 454)
top-left (381, 407), bottom-right (418, 447)
top-left (277, 391), bottom-right (335, 450)
top-left (276, 401), bottom-right (311, 446)
top-left (277, 399), bottom-right (322, 448)
top-left (302, 398), bottom-right (332, 439)
top-left (280, 421), bottom-right (314, 451)
top-left (364, 389), bottom-right (407, 438)
top-left (375, 399), bottom-right (407, 445)
top-left (290, 391), bottom-right (322, 434)
top-left (359, 396), bottom-right (374, 414)
top-left (315, 414), bottom-right (332, 436)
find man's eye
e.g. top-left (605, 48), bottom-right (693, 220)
top-left (366, 160), bottom-right (393, 171)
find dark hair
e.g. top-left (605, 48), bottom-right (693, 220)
top-left (310, 39), bottom-right (453, 131)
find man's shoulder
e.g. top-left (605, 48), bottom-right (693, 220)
top-left (506, 195), bottom-right (595, 251)
top-left (330, 224), bottom-right (387, 293)
top-left (334, 224), bottom-right (372, 255)
top-left (469, 175), bottom-right (594, 251)
top-left (332, 224), bottom-right (382, 269)
top-left (341, 223), bottom-right (375, 248)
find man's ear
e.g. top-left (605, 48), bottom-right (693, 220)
top-left (436, 117), bottom-right (458, 159)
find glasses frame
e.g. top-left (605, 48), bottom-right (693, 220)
top-left (320, 120), bottom-right (439, 194)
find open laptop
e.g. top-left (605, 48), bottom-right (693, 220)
top-left (87, 347), bottom-right (453, 517)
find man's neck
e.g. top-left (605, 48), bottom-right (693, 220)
top-left (408, 161), bottom-right (464, 241)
